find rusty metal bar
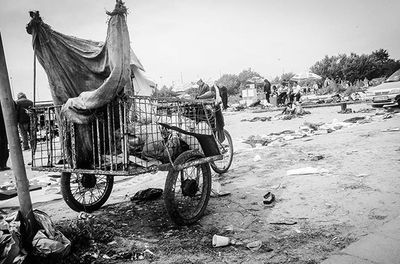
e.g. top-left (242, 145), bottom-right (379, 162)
top-left (31, 166), bottom-right (157, 176)
top-left (48, 108), bottom-right (54, 166)
top-left (112, 102), bottom-right (117, 170)
top-left (96, 118), bottom-right (101, 169)
top-left (123, 100), bottom-right (129, 169)
top-left (90, 121), bottom-right (95, 169)
top-left (71, 123), bottom-right (77, 169)
top-left (102, 114), bottom-right (106, 169)
top-left (118, 101), bottom-right (125, 170)
top-left (159, 154), bottom-right (223, 171)
top-left (107, 104), bottom-right (113, 171)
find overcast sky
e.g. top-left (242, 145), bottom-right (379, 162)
top-left (1, 0), bottom-right (399, 101)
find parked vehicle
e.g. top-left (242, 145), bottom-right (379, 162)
top-left (366, 69), bottom-right (400, 108)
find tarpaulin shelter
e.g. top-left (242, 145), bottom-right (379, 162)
top-left (26, 1), bottom-right (150, 167)
top-left (291, 72), bottom-right (322, 81)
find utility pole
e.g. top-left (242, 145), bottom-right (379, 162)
top-left (0, 33), bottom-right (36, 244)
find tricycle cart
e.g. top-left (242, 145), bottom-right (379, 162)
top-left (30, 95), bottom-right (232, 225)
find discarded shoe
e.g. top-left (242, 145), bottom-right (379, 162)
top-left (130, 188), bottom-right (163, 201)
top-left (263, 192), bottom-right (275, 204)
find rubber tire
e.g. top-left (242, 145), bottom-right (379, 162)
top-left (164, 150), bottom-right (212, 226)
top-left (61, 172), bottom-right (114, 212)
top-left (211, 129), bottom-right (234, 174)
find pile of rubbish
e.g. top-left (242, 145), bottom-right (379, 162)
top-left (241, 103), bottom-right (310, 122)
top-left (243, 110), bottom-right (397, 147)
top-left (0, 210), bottom-right (70, 263)
top-left (0, 174), bottom-right (62, 202)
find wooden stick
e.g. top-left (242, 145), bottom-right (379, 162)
top-left (0, 32), bottom-right (36, 242)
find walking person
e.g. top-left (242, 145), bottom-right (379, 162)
top-left (0, 102), bottom-right (10, 171)
top-left (263, 79), bottom-right (271, 103)
top-left (15, 92), bottom-right (33, 150)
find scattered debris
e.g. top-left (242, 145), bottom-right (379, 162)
top-left (211, 182), bottom-right (231, 197)
top-left (338, 108), bottom-right (353, 114)
top-left (287, 167), bottom-right (329, 176)
top-left (212, 235), bottom-right (235, 247)
top-left (382, 114), bottom-right (393, 119)
top-left (223, 225), bottom-right (234, 232)
top-left (303, 121), bottom-right (321, 131)
top-left (0, 185), bottom-right (42, 201)
top-left (308, 153), bottom-right (324, 161)
top-left (246, 240), bottom-right (262, 251)
top-left (382, 127), bottom-right (400, 132)
top-left (0, 210), bottom-right (71, 263)
top-left (355, 108), bottom-right (376, 113)
top-left (241, 116), bottom-right (271, 122)
top-left (263, 192), bottom-right (275, 205)
top-left (269, 221), bottom-right (297, 225)
top-left (78, 212), bottom-right (94, 220)
top-left (130, 188), bottom-right (163, 201)
top-left (253, 155), bottom-right (261, 162)
top-left (343, 116), bottom-right (366, 123)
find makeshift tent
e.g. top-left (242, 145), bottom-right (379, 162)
top-left (26, 1), bottom-right (151, 168)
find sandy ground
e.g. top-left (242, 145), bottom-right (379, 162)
top-left (1, 103), bottom-right (400, 263)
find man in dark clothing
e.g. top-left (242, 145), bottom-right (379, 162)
top-left (196, 79), bottom-right (225, 142)
top-left (219, 86), bottom-right (228, 110)
top-left (196, 79), bottom-right (212, 99)
top-left (0, 102), bottom-right (10, 171)
top-left (15, 92), bottom-right (33, 150)
top-left (263, 79), bottom-right (271, 103)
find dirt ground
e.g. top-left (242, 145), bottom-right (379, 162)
top-left (2, 103), bottom-right (400, 263)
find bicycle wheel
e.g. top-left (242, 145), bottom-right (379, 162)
top-left (164, 150), bottom-right (212, 225)
top-left (61, 172), bottom-right (114, 212)
top-left (211, 129), bottom-right (233, 174)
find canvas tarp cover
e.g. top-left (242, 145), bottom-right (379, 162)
top-left (26, 2), bottom-right (144, 124)
top-left (26, 2), bottom-right (148, 168)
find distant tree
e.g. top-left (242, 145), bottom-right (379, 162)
top-left (311, 49), bottom-right (400, 84)
top-left (271, 76), bottom-right (280, 84)
top-left (215, 74), bottom-right (240, 95)
top-left (280, 72), bottom-right (295, 83)
top-left (369, 49), bottom-right (400, 78)
top-left (215, 68), bottom-right (262, 95)
top-left (237, 68), bottom-right (262, 85)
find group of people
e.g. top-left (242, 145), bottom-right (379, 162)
top-left (263, 79), bottom-right (304, 106)
top-left (0, 92), bottom-right (33, 171)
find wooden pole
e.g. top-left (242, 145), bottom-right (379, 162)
top-left (33, 50), bottom-right (36, 106)
top-left (0, 32), bottom-right (36, 242)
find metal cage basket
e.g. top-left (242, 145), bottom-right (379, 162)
top-left (30, 96), bottom-right (222, 175)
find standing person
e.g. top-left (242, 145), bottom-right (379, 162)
top-left (293, 82), bottom-right (302, 102)
top-left (263, 79), bottom-right (271, 103)
top-left (15, 92), bottom-right (33, 150)
top-left (219, 86), bottom-right (228, 110)
top-left (196, 79), bottom-right (225, 142)
top-left (287, 82), bottom-right (294, 104)
top-left (312, 82), bottom-right (319, 94)
top-left (0, 102), bottom-right (10, 171)
top-left (277, 84), bottom-right (288, 106)
top-left (196, 79), bottom-right (211, 99)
